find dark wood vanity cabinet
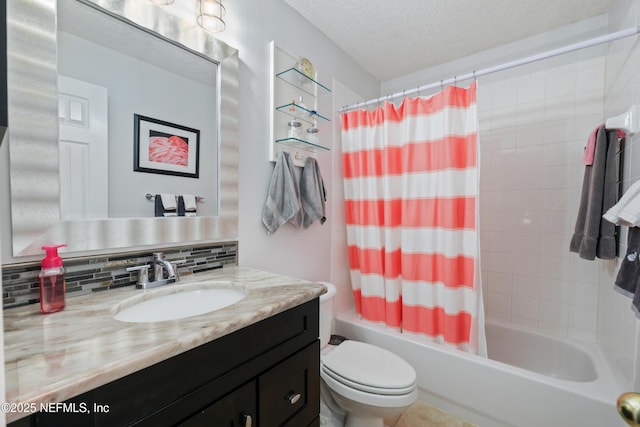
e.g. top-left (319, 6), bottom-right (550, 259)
top-left (178, 380), bottom-right (257, 427)
top-left (9, 299), bottom-right (320, 427)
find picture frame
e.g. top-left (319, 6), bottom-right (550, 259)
top-left (133, 114), bottom-right (200, 178)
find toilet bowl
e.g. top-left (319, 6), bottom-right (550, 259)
top-left (318, 282), bottom-right (417, 427)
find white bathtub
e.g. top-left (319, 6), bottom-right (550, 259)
top-left (335, 311), bottom-right (627, 427)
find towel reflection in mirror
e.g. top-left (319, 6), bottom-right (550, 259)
top-left (154, 194), bottom-right (199, 217)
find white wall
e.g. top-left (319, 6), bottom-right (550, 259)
top-left (330, 80), bottom-right (363, 316)
top-left (602, 0), bottom-right (640, 391)
top-left (209, 1), bottom-right (379, 282)
top-left (478, 56), bottom-right (607, 340)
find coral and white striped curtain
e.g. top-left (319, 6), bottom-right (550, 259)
top-left (341, 82), bottom-right (486, 355)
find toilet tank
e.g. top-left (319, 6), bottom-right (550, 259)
top-left (318, 282), bottom-right (337, 348)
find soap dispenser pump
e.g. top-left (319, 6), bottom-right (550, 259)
top-left (39, 244), bottom-right (67, 314)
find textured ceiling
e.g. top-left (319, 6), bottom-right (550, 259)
top-left (284, 0), bottom-right (614, 81)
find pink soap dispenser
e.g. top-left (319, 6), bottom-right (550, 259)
top-left (39, 244), bottom-right (67, 314)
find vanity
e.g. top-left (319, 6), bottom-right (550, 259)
top-left (4, 267), bottom-right (325, 426)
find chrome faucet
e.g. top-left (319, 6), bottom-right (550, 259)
top-left (126, 252), bottom-right (185, 289)
top-left (153, 252), bottom-right (176, 282)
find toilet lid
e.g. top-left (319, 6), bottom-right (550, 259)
top-left (321, 341), bottom-right (416, 394)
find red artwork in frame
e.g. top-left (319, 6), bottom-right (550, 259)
top-left (133, 114), bottom-right (200, 178)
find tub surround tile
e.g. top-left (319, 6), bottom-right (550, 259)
top-left (480, 57), bottom-right (610, 342)
top-left (3, 266), bottom-right (325, 423)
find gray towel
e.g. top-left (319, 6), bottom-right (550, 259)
top-left (262, 151), bottom-right (302, 234)
top-left (570, 127), bottom-right (619, 260)
top-left (615, 227), bottom-right (640, 319)
top-left (300, 157), bottom-right (327, 229)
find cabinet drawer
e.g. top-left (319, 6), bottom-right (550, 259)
top-left (179, 381), bottom-right (256, 427)
top-left (259, 340), bottom-right (320, 427)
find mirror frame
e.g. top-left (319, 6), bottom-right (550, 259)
top-left (7, 0), bottom-right (239, 257)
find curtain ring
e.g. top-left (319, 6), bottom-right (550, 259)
top-left (472, 70), bottom-right (477, 81)
top-left (454, 76), bottom-right (457, 86)
top-left (417, 85), bottom-right (421, 97)
top-left (440, 80), bottom-right (443, 91)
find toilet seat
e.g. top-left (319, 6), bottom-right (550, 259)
top-left (321, 365), bottom-right (416, 395)
top-left (321, 340), bottom-right (416, 396)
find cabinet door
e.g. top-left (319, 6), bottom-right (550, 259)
top-left (179, 381), bottom-right (256, 427)
top-left (259, 341), bottom-right (320, 427)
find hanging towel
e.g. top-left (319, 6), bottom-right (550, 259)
top-left (603, 180), bottom-right (640, 227)
top-left (180, 194), bottom-right (197, 217)
top-left (300, 157), bottom-right (327, 229)
top-left (570, 127), bottom-right (620, 260)
top-left (262, 151), bottom-right (302, 234)
top-left (177, 196), bottom-right (185, 216)
top-left (154, 193), bottom-right (177, 217)
top-left (583, 124), bottom-right (602, 165)
top-left (614, 227), bottom-right (640, 319)
top-left (584, 125), bottom-right (624, 165)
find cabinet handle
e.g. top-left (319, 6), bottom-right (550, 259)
top-left (286, 392), bottom-right (301, 405)
top-left (240, 413), bottom-right (252, 427)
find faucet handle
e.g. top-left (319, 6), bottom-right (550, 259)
top-left (169, 259), bottom-right (186, 281)
top-left (126, 264), bottom-right (151, 288)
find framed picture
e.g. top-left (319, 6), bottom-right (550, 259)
top-left (133, 114), bottom-right (200, 178)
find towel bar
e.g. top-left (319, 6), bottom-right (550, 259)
top-left (145, 193), bottom-right (204, 202)
top-left (606, 104), bottom-right (640, 135)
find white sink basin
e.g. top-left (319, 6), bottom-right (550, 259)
top-left (113, 282), bottom-right (247, 323)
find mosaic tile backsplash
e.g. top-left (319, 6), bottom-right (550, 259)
top-left (1, 242), bottom-right (238, 309)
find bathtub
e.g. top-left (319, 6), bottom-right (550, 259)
top-left (335, 311), bottom-right (627, 427)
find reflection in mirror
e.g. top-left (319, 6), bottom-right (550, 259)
top-left (7, 0), bottom-right (239, 257)
top-left (57, 1), bottom-right (218, 219)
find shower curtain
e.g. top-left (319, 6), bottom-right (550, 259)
top-left (341, 82), bottom-right (486, 355)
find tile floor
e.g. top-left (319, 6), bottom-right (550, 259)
top-left (384, 400), bottom-right (477, 427)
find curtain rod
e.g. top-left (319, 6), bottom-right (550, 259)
top-left (339, 26), bottom-right (640, 113)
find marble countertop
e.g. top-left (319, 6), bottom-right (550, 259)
top-left (3, 266), bottom-right (325, 423)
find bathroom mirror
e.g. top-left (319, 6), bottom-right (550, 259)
top-left (7, 0), bottom-right (239, 257)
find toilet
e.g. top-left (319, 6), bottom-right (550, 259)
top-left (318, 282), bottom-right (418, 427)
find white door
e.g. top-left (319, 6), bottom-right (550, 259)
top-left (58, 76), bottom-right (108, 219)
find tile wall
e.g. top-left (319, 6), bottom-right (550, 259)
top-left (1, 242), bottom-right (238, 309)
top-left (479, 57), bottom-right (609, 341)
top-left (601, 0), bottom-right (640, 389)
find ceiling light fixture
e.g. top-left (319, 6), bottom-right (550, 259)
top-left (197, 0), bottom-right (226, 33)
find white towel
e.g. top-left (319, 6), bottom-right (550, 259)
top-left (155, 193), bottom-right (176, 217)
top-left (160, 193), bottom-right (176, 210)
top-left (604, 180), bottom-right (640, 226)
top-left (182, 194), bottom-right (197, 211)
top-left (262, 151), bottom-right (302, 234)
top-left (300, 157), bottom-right (326, 229)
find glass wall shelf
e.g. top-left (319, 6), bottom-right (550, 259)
top-left (275, 137), bottom-right (330, 151)
top-left (276, 103), bottom-right (330, 123)
top-left (276, 67), bottom-right (331, 97)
